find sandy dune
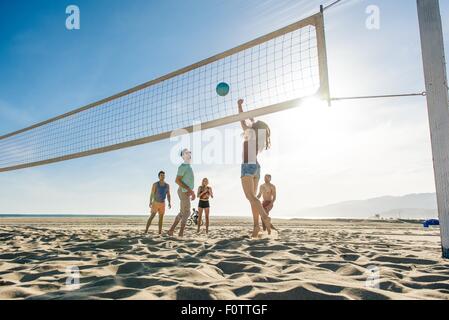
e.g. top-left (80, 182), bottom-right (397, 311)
top-left (0, 217), bottom-right (448, 300)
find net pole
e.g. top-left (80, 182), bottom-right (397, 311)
top-left (317, 7), bottom-right (331, 105)
top-left (417, 0), bottom-right (449, 259)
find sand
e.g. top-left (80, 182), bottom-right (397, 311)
top-left (0, 217), bottom-right (448, 300)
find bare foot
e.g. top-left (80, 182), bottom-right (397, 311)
top-left (251, 226), bottom-right (261, 238)
top-left (263, 217), bottom-right (272, 235)
top-left (167, 229), bottom-right (174, 237)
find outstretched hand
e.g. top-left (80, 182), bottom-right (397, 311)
top-left (238, 99), bottom-right (244, 112)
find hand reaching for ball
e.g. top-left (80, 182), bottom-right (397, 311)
top-left (238, 99), bottom-right (244, 112)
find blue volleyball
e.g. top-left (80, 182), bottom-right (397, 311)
top-left (216, 82), bottom-right (230, 96)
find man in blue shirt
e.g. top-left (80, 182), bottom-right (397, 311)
top-left (145, 171), bottom-right (171, 235)
top-left (168, 148), bottom-right (195, 237)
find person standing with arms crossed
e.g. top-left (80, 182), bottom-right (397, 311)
top-left (197, 178), bottom-right (213, 234)
top-left (168, 148), bottom-right (195, 237)
top-left (146, 171), bottom-right (171, 235)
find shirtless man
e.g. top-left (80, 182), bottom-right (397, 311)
top-left (257, 174), bottom-right (276, 231)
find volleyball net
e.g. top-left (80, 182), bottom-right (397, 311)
top-left (0, 12), bottom-right (329, 172)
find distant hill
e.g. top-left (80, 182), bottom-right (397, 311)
top-left (295, 193), bottom-right (437, 219)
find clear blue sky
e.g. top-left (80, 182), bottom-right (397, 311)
top-left (1, 0), bottom-right (448, 216)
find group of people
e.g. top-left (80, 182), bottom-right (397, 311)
top-left (145, 99), bottom-right (277, 238)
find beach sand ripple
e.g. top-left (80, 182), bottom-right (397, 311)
top-left (0, 217), bottom-right (448, 300)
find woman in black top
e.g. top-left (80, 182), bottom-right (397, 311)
top-left (197, 178), bottom-right (213, 234)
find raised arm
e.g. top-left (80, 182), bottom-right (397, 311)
top-left (238, 99), bottom-right (252, 131)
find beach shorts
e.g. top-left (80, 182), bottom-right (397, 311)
top-left (151, 201), bottom-right (165, 215)
top-left (262, 200), bottom-right (273, 212)
top-left (198, 200), bottom-right (210, 209)
top-left (241, 163), bottom-right (261, 179)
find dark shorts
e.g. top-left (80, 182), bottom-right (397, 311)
top-left (198, 200), bottom-right (210, 209)
top-left (262, 200), bottom-right (273, 212)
